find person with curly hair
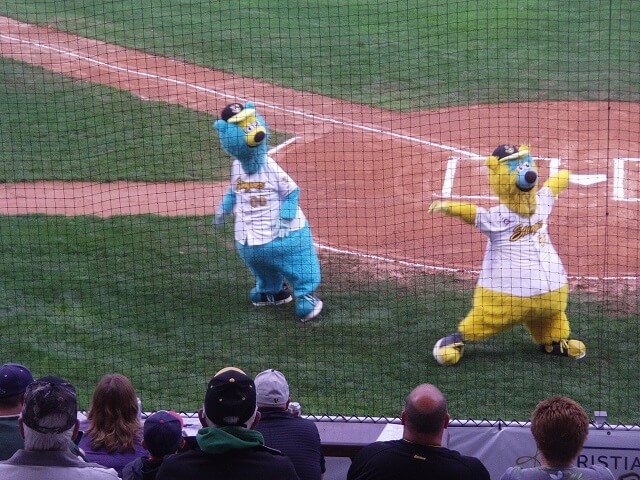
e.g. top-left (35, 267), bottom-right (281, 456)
top-left (500, 396), bottom-right (614, 479)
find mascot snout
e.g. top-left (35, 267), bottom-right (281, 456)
top-left (517, 167), bottom-right (538, 191)
top-left (249, 128), bottom-right (267, 147)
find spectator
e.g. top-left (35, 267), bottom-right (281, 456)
top-left (347, 383), bottom-right (490, 480)
top-left (122, 410), bottom-right (186, 480)
top-left (0, 362), bottom-right (34, 460)
top-left (156, 366), bottom-right (299, 480)
top-left (0, 376), bottom-right (119, 479)
top-left (500, 396), bottom-right (614, 480)
top-left (79, 373), bottom-right (147, 476)
top-left (254, 369), bottom-right (325, 480)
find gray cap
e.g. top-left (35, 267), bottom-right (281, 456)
top-left (254, 369), bottom-right (290, 407)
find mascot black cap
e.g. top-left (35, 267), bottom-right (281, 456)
top-left (492, 144), bottom-right (519, 159)
top-left (220, 103), bottom-right (244, 122)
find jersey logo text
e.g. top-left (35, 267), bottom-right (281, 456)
top-left (235, 178), bottom-right (265, 192)
top-left (510, 221), bottom-right (543, 241)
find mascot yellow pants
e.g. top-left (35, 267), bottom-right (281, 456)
top-left (459, 285), bottom-right (570, 344)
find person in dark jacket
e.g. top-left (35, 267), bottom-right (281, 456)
top-left (156, 367), bottom-right (299, 480)
top-left (254, 369), bottom-right (325, 480)
top-left (122, 410), bottom-right (185, 480)
top-left (0, 363), bottom-right (34, 461)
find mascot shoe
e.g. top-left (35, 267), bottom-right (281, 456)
top-left (250, 285), bottom-right (293, 306)
top-left (540, 339), bottom-right (586, 359)
top-left (433, 332), bottom-right (465, 366)
top-left (296, 294), bottom-right (323, 322)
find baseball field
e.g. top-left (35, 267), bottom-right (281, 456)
top-left (0, 0), bottom-right (638, 424)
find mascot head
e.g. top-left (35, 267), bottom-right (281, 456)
top-left (486, 144), bottom-right (538, 217)
top-left (214, 101), bottom-right (269, 174)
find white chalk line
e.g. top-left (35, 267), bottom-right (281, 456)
top-left (315, 243), bottom-right (639, 283)
top-left (1, 30), bottom-right (637, 281)
top-left (0, 32), bottom-right (482, 158)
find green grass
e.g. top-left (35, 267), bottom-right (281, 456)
top-left (1, 0), bottom-right (638, 110)
top-left (0, 215), bottom-right (637, 423)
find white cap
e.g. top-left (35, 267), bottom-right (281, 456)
top-left (254, 369), bottom-right (290, 407)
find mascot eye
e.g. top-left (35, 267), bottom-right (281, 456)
top-left (516, 163), bottom-right (530, 172)
top-left (245, 121), bottom-right (259, 134)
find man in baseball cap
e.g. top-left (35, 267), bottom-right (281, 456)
top-left (0, 376), bottom-right (119, 479)
top-left (254, 369), bottom-right (325, 480)
top-left (203, 366), bottom-right (259, 427)
top-left (156, 367), bottom-right (299, 480)
top-left (255, 369), bottom-right (290, 407)
top-left (0, 363), bottom-right (34, 460)
top-left (21, 377), bottom-right (78, 434)
top-left (0, 363), bottom-right (34, 399)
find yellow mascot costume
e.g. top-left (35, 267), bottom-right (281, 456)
top-left (429, 144), bottom-right (586, 365)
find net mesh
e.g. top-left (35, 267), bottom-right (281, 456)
top-left (0, 0), bottom-right (638, 424)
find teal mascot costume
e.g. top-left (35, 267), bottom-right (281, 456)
top-left (213, 101), bottom-right (323, 321)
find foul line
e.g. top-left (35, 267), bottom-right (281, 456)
top-left (315, 243), bottom-right (638, 283)
top-left (0, 32), bottom-right (483, 159)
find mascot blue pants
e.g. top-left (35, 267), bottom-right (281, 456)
top-left (238, 225), bottom-right (321, 303)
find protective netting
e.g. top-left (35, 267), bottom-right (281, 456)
top-left (0, 0), bottom-right (638, 424)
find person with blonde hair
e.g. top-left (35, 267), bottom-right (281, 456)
top-left (500, 396), bottom-right (614, 479)
top-left (79, 373), bottom-right (147, 477)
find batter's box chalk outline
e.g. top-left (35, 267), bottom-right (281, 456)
top-left (613, 158), bottom-right (640, 202)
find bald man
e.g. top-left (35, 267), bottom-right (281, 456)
top-left (347, 384), bottom-right (489, 480)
